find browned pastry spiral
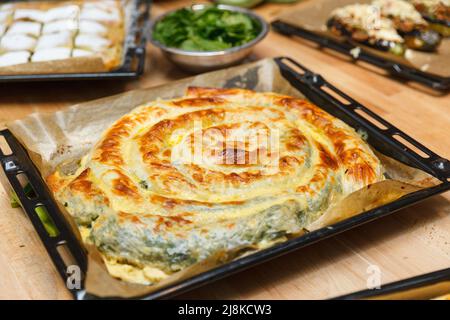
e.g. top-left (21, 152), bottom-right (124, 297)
top-left (47, 87), bottom-right (384, 284)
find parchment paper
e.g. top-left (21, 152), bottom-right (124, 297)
top-left (276, 0), bottom-right (450, 77)
top-left (6, 58), bottom-right (441, 298)
top-left (0, 0), bottom-right (137, 75)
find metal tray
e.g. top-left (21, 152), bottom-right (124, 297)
top-left (0, 57), bottom-right (449, 300)
top-left (0, 0), bottom-right (151, 82)
top-left (272, 21), bottom-right (450, 91)
top-left (335, 267), bottom-right (450, 300)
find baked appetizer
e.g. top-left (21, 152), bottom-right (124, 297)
top-left (374, 0), bottom-right (441, 51)
top-left (327, 4), bottom-right (406, 55)
top-left (0, 0), bottom-right (125, 70)
top-left (47, 87), bottom-right (385, 285)
top-left (411, 0), bottom-right (450, 36)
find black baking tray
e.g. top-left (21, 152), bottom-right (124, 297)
top-left (0, 57), bottom-right (449, 300)
top-left (0, 0), bottom-right (151, 82)
top-left (272, 20), bottom-right (450, 91)
top-left (335, 267), bottom-right (450, 300)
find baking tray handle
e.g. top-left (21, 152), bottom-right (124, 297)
top-left (0, 130), bottom-right (87, 297)
top-left (275, 57), bottom-right (450, 181)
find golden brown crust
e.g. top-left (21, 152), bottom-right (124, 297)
top-left (111, 170), bottom-right (142, 201)
top-left (46, 171), bottom-right (67, 194)
top-left (67, 168), bottom-right (111, 205)
top-left (48, 87), bottom-right (385, 284)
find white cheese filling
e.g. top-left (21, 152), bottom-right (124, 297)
top-left (79, 20), bottom-right (108, 35)
top-left (72, 48), bottom-right (95, 57)
top-left (75, 34), bottom-right (111, 51)
top-left (80, 7), bottom-right (120, 23)
top-left (36, 31), bottom-right (73, 50)
top-left (44, 5), bottom-right (79, 23)
top-left (14, 9), bottom-right (46, 23)
top-left (0, 1), bottom-right (122, 68)
top-left (0, 50), bottom-right (30, 67)
top-left (31, 47), bottom-right (72, 62)
top-left (42, 19), bottom-right (78, 34)
top-left (7, 21), bottom-right (42, 37)
top-left (0, 34), bottom-right (37, 51)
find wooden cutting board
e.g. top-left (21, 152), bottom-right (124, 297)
top-left (0, 0), bottom-right (448, 300)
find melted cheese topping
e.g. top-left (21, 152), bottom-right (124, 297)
top-left (331, 4), bottom-right (404, 42)
top-left (48, 87), bottom-right (385, 285)
top-left (374, 0), bottom-right (425, 24)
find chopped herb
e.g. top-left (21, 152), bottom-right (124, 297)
top-left (139, 180), bottom-right (149, 190)
top-left (152, 6), bottom-right (262, 52)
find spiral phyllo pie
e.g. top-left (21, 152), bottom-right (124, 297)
top-left (47, 87), bottom-right (384, 284)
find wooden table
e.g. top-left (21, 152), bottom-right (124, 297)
top-left (0, 0), bottom-right (448, 300)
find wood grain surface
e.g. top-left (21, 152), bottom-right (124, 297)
top-left (0, 0), bottom-right (448, 300)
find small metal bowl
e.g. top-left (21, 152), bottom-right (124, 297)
top-left (149, 4), bottom-right (269, 73)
